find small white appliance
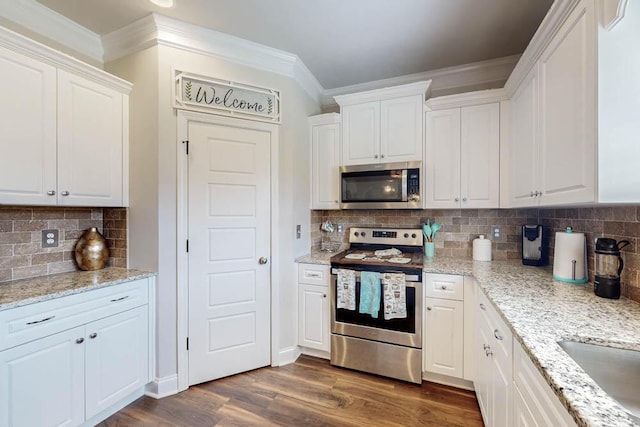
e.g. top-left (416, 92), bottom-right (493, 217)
top-left (552, 227), bottom-right (587, 284)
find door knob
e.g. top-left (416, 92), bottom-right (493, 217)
top-left (258, 257), bottom-right (268, 265)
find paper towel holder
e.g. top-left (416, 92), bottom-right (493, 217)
top-left (552, 226), bottom-right (588, 284)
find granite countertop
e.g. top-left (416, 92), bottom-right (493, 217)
top-left (424, 257), bottom-right (640, 427)
top-left (295, 251), bottom-right (337, 265)
top-left (0, 267), bottom-right (156, 312)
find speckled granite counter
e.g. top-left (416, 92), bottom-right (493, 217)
top-left (0, 268), bottom-right (156, 312)
top-left (424, 257), bottom-right (640, 427)
top-left (295, 251), bottom-right (338, 265)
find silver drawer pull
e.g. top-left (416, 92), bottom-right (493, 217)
top-left (440, 285), bottom-right (447, 290)
top-left (479, 303), bottom-right (486, 310)
top-left (89, 333), bottom-right (98, 339)
top-left (494, 329), bottom-right (503, 341)
top-left (110, 295), bottom-right (129, 302)
top-left (26, 315), bottom-right (55, 325)
top-left (307, 272), bottom-right (321, 278)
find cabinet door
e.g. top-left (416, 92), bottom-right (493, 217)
top-left (380, 95), bottom-right (423, 162)
top-left (0, 326), bottom-right (85, 427)
top-left (341, 102), bottom-right (380, 165)
top-left (509, 66), bottom-right (539, 207)
top-left (0, 46), bottom-right (57, 205)
top-left (538, 1), bottom-right (596, 206)
top-left (513, 385), bottom-right (538, 427)
top-left (424, 298), bottom-right (463, 378)
top-left (460, 103), bottom-right (500, 208)
top-left (474, 318), bottom-right (492, 426)
top-left (425, 108), bottom-right (461, 208)
top-left (57, 70), bottom-right (124, 206)
top-left (85, 306), bottom-right (149, 419)
top-left (311, 122), bottom-right (341, 209)
top-left (492, 347), bottom-right (513, 427)
top-left (298, 284), bottom-right (330, 352)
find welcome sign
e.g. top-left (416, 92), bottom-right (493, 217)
top-left (174, 71), bottom-right (281, 122)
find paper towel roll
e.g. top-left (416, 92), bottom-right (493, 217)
top-left (473, 235), bottom-right (492, 261)
top-left (553, 229), bottom-right (587, 284)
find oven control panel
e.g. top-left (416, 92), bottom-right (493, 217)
top-left (349, 227), bottom-right (423, 247)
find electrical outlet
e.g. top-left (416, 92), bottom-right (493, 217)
top-left (337, 224), bottom-right (344, 233)
top-left (295, 225), bottom-right (301, 239)
top-left (492, 225), bottom-right (502, 241)
top-left (42, 229), bottom-right (59, 248)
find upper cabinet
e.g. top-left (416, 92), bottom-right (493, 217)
top-left (309, 113), bottom-right (341, 210)
top-left (425, 93), bottom-right (502, 209)
top-left (503, 0), bottom-right (640, 207)
top-left (335, 82), bottom-right (430, 166)
top-left (0, 27), bottom-right (132, 207)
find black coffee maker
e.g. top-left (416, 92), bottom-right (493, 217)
top-left (594, 238), bottom-right (630, 299)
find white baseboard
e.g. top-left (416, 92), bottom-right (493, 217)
top-left (299, 346), bottom-right (330, 360)
top-left (422, 371), bottom-right (475, 391)
top-left (145, 374), bottom-right (179, 399)
top-left (276, 345), bottom-right (301, 366)
top-left (83, 386), bottom-right (145, 426)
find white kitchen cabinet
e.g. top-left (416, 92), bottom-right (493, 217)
top-left (0, 277), bottom-right (154, 427)
top-left (298, 263), bottom-right (330, 356)
top-left (504, 0), bottom-right (640, 206)
top-left (335, 81), bottom-right (430, 166)
top-left (513, 339), bottom-right (576, 427)
top-left (425, 102), bottom-right (500, 209)
top-left (474, 285), bottom-right (513, 427)
top-left (0, 27), bottom-right (131, 207)
top-left (57, 70), bottom-right (126, 207)
top-left (309, 114), bottom-right (341, 210)
top-left (0, 45), bottom-right (57, 206)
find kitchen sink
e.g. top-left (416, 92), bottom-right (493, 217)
top-left (558, 341), bottom-right (640, 423)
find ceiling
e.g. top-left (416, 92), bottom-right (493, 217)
top-left (36, 0), bottom-right (553, 90)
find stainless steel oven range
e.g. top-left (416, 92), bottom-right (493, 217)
top-left (329, 227), bottom-right (423, 384)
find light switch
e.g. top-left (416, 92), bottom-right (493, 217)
top-left (296, 225), bottom-right (301, 239)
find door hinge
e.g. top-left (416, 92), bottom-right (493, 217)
top-left (186, 240), bottom-right (189, 252)
top-left (186, 337), bottom-right (189, 351)
top-left (182, 140), bottom-right (189, 154)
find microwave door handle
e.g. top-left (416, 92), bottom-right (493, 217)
top-left (402, 169), bottom-right (408, 201)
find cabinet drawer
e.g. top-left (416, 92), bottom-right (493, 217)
top-left (425, 273), bottom-right (464, 300)
top-left (477, 287), bottom-right (512, 363)
top-left (298, 263), bottom-right (331, 286)
top-left (0, 278), bottom-right (149, 351)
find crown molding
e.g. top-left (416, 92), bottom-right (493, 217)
top-left (308, 112), bottom-right (340, 125)
top-left (0, 25), bottom-right (131, 93)
top-left (0, 0), bottom-right (103, 64)
top-left (601, 0), bottom-right (629, 30)
top-left (334, 81), bottom-right (432, 107)
top-left (504, 0), bottom-right (581, 96)
top-left (323, 54), bottom-right (519, 109)
top-left (425, 88), bottom-right (508, 111)
top-left (102, 13), bottom-right (324, 104)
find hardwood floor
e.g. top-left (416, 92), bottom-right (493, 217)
top-left (98, 356), bottom-right (483, 426)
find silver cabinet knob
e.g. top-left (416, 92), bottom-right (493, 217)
top-left (47, 190), bottom-right (55, 196)
top-left (454, 197), bottom-right (460, 202)
top-left (426, 306), bottom-right (432, 311)
top-left (76, 338), bottom-right (84, 344)
top-left (258, 257), bottom-right (268, 265)
top-left (61, 191), bottom-right (70, 196)
top-left (374, 154), bottom-right (379, 159)
top-left (334, 200), bottom-right (339, 204)
top-left (530, 191), bottom-right (534, 197)
top-left (494, 329), bottom-right (503, 341)
top-left (462, 197), bottom-right (467, 202)
top-left (322, 294), bottom-right (327, 298)
top-left (89, 333), bottom-right (98, 339)
top-left (381, 154), bottom-right (385, 158)
top-left (441, 285), bottom-right (447, 290)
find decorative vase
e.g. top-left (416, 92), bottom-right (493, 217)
top-left (424, 242), bottom-right (435, 258)
top-left (75, 227), bottom-right (109, 271)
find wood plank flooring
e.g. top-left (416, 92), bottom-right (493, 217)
top-left (98, 355), bottom-right (483, 426)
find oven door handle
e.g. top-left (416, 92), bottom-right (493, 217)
top-left (331, 268), bottom-right (420, 283)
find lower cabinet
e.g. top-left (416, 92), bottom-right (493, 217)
top-left (0, 277), bottom-right (154, 427)
top-left (298, 263), bottom-right (331, 356)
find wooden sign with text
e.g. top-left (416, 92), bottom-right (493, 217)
top-left (174, 71), bottom-right (281, 123)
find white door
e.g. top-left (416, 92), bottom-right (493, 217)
top-left (188, 118), bottom-right (272, 385)
top-left (425, 108), bottom-right (461, 208)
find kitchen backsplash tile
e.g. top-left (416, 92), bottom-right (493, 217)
top-left (313, 206), bottom-right (640, 301)
top-left (0, 206), bottom-right (128, 283)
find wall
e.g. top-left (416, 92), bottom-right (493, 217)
top-left (0, 206), bottom-right (127, 282)
top-left (313, 205), bottom-right (640, 301)
top-left (107, 44), bottom-right (320, 383)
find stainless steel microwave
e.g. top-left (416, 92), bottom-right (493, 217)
top-left (340, 161), bottom-right (422, 209)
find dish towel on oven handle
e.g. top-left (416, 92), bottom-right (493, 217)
top-left (359, 271), bottom-right (381, 318)
top-left (382, 272), bottom-right (407, 320)
top-left (336, 269), bottom-right (356, 310)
